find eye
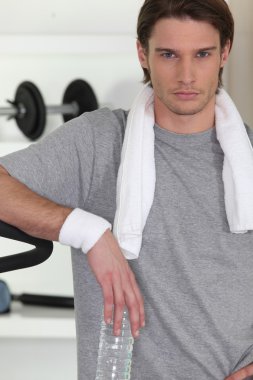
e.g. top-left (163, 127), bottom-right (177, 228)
top-left (197, 51), bottom-right (209, 58)
top-left (161, 52), bottom-right (176, 59)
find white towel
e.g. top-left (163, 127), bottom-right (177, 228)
top-left (113, 84), bottom-right (253, 259)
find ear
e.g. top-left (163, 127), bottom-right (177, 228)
top-left (136, 40), bottom-right (149, 69)
top-left (220, 40), bottom-right (231, 68)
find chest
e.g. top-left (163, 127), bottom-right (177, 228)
top-left (135, 138), bottom-right (253, 310)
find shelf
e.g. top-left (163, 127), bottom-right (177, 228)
top-left (0, 302), bottom-right (76, 339)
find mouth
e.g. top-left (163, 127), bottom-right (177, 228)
top-left (174, 91), bottom-right (199, 100)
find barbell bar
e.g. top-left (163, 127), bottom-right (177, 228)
top-left (0, 79), bottom-right (98, 140)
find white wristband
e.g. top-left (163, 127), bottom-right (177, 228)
top-left (59, 208), bottom-right (112, 253)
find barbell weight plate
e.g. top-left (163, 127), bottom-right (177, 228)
top-left (62, 79), bottom-right (98, 122)
top-left (14, 81), bottom-right (46, 140)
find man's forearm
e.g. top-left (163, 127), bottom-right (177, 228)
top-left (0, 165), bottom-right (72, 241)
top-left (0, 166), bottom-right (146, 338)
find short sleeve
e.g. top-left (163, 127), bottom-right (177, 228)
top-left (0, 114), bottom-right (95, 209)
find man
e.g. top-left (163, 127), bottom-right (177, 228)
top-left (0, 0), bottom-right (253, 378)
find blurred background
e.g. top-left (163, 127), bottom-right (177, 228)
top-left (0, 0), bottom-right (252, 379)
top-left (0, 0), bottom-right (144, 141)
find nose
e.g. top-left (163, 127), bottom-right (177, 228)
top-left (177, 57), bottom-right (196, 86)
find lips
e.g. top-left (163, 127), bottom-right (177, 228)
top-left (174, 91), bottom-right (199, 100)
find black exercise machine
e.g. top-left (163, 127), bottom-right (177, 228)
top-left (0, 220), bottom-right (74, 313)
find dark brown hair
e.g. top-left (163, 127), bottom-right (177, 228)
top-left (137, 0), bottom-right (234, 87)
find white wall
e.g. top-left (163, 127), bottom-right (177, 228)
top-left (0, 0), bottom-right (144, 142)
top-left (0, 0), bottom-right (143, 35)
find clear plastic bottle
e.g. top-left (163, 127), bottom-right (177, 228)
top-left (95, 309), bottom-right (134, 380)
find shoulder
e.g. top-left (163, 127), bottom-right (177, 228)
top-left (66, 108), bottom-right (128, 164)
top-left (84, 107), bottom-right (128, 142)
top-left (81, 108), bottom-right (128, 155)
top-left (61, 107), bottom-right (128, 145)
top-left (84, 107), bottom-right (128, 127)
top-left (43, 107), bottom-right (128, 152)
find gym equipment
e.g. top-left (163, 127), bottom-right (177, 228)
top-left (62, 79), bottom-right (98, 122)
top-left (0, 221), bottom-right (73, 313)
top-left (0, 220), bottom-right (53, 273)
top-left (0, 79), bottom-right (98, 140)
top-left (0, 279), bottom-right (74, 314)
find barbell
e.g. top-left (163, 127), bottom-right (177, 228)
top-left (0, 79), bottom-right (98, 140)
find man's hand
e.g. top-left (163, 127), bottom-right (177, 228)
top-left (225, 363), bottom-right (253, 380)
top-left (87, 229), bottom-right (145, 338)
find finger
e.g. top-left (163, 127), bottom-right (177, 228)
top-left (112, 271), bottom-right (125, 336)
top-left (128, 269), bottom-right (145, 328)
top-left (226, 363), bottom-right (253, 380)
top-left (124, 292), bottom-right (140, 338)
top-left (123, 273), bottom-right (142, 338)
top-left (101, 280), bottom-right (114, 324)
top-left (112, 271), bottom-right (140, 339)
top-left (124, 276), bottom-right (143, 335)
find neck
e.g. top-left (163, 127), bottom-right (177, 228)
top-left (154, 96), bottom-right (216, 134)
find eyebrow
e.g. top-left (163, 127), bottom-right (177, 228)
top-left (155, 46), bottom-right (218, 54)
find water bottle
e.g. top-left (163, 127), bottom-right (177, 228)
top-left (95, 308), bottom-right (134, 380)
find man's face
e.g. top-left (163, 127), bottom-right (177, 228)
top-left (137, 17), bottom-right (230, 118)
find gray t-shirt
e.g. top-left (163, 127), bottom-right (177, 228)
top-left (1, 108), bottom-right (253, 379)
